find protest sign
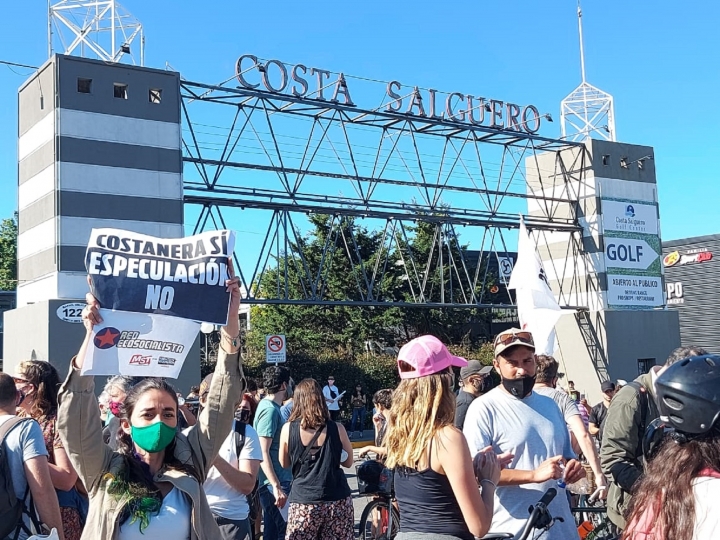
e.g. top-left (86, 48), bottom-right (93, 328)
top-left (85, 228), bottom-right (236, 325)
top-left (81, 309), bottom-right (200, 378)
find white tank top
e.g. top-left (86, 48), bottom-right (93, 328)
top-left (118, 487), bottom-right (191, 540)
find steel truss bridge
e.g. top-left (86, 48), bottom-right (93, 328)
top-left (180, 79), bottom-right (588, 308)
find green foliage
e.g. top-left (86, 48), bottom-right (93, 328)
top-left (0, 213), bottom-right (18, 291)
top-left (243, 213), bottom-right (503, 394)
top-left (247, 214), bottom-right (406, 357)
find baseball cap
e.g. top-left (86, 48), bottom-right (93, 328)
top-left (397, 335), bottom-right (467, 379)
top-left (494, 328), bottom-right (535, 357)
top-left (460, 360), bottom-right (494, 380)
top-left (601, 381), bottom-right (616, 393)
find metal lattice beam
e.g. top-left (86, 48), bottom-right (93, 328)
top-left (181, 80), bottom-right (588, 308)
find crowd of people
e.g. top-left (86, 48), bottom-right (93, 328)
top-left (1, 279), bottom-right (719, 540)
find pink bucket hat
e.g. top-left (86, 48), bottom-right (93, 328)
top-left (397, 335), bottom-right (468, 379)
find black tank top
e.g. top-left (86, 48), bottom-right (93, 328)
top-left (288, 420), bottom-right (351, 504)
top-left (394, 439), bottom-right (473, 540)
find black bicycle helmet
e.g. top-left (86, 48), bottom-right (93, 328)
top-left (655, 354), bottom-right (720, 435)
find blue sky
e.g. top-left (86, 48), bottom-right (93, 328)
top-left (1, 0), bottom-right (718, 245)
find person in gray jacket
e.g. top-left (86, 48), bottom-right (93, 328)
top-left (600, 345), bottom-right (707, 531)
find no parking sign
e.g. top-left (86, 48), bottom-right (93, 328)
top-left (266, 334), bottom-right (287, 363)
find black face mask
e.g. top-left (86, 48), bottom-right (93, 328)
top-left (501, 375), bottom-right (536, 399)
top-left (235, 408), bottom-right (251, 424)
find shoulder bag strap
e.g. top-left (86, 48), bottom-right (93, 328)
top-left (295, 423), bottom-right (326, 468)
top-left (0, 417), bottom-right (28, 445)
top-left (233, 419), bottom-right (247, 458)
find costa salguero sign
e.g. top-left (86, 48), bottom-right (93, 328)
top-left (236, 54), bottom-right (544, 134)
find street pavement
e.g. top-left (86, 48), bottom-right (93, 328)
top-left (346, 430), bottom-right (376, 525)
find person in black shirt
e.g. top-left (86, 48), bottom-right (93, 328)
top-left (589, 380), bottom-right (616, 443)
top-left (454, 360), bottom-right (493, 429)
top-left (279, 378), bottom-right (354, 540)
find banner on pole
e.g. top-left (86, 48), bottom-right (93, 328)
top-left (85, 228), bottom-right (236, 325)
top-left (81, 309), bottom-right (200, 378)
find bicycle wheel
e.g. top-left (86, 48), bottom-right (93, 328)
top-left (358, 498), bottom-right (400, 540)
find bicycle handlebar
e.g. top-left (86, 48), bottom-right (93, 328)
top-left (536, 487), bottom-right (557, 510)
top-left (516, 487), bottom-right (557, 540)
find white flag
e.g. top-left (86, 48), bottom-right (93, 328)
top-left (508, 216), bottom-right (562, 355)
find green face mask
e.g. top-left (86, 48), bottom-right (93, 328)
top-left (131, 421), bottom-right (176, 453)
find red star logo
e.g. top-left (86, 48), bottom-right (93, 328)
top-left (94, 327), bottom-right (121, 349)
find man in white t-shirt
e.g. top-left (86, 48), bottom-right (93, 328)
top-left (202, 384), bottom-right (263, 540)
top-left (322, 376), bottom-right (342, 422)
top-left (0, 372), bottom-right (64, 540)
top-left (463, 329), bottom-right (585, 540)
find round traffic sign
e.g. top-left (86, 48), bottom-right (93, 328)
top-left (267, 335), bottom-right (284, 352)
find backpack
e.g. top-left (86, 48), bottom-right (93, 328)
top-left (0, 417), bottom-right (42, 540)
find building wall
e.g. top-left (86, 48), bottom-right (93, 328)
top-left (527, 139), bottom-right (678, 404)
top-left (662, 234), bottom-right (720, 354)
top-left (17, 55), bottom-right (184, 306)
top-left (554, 308), bottom-right (680, 404)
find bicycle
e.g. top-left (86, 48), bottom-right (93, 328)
top-left (482, 487), bottom-right (563, 540)
top-left (571, 493), bottom-right (618, 540)
top-left (356, 457), bottom-right (399, 540)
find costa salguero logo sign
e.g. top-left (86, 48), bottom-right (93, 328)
top-left (236, 54), bottom-right (545, 134)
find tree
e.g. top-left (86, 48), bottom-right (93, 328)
top-left (0, 213), bottom-right (18, 290)
top-left (247, 214), bottom-right (403, 358)
top-left (246, 214), bottom-right (503, 361)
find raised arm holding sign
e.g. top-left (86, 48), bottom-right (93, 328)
top-left (56, 269), bottom-right (245, 539)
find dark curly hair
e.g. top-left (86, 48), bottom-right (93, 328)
top-left (17, 360), bottom-right (61, 420)
top-left (263, 365), bottom-right (290, 394)
top-left (623, 429), bottom-right (720, 539)
top-left (373, 389), bottom-right (393, 409)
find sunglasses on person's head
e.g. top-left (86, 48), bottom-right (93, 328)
top-left (494, 331), bottom-right (534, 347)
top-left (12, 377), bottom-right (29, 384)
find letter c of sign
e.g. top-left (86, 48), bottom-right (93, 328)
top-left (236, 54), bottom-right (260, 89)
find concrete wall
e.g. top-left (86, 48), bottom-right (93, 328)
top-left (6, 55), bottom-right (199, 391)
top-left (555, 308), bottom-right (680, 405)
top-left (3, 300), bottom-right (200, 393)
top-left (605, 309), bottom-right (681, 380)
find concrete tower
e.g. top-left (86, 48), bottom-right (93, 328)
top-left (5, 55), bottom-right (198, 390)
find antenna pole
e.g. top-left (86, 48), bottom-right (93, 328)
top-left (47, 0), bottom-right (53, 59)
top-left (578, 0), bottom-right (586, 83)
top-left (111, 0), bottom-right (116, 61)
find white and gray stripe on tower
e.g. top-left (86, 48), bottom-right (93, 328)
top-left (17, 55), bottom-right (183, 306)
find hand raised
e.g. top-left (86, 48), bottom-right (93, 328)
top-left (82, 292), bottom-right (103, 332)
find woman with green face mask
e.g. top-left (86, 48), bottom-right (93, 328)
top-left (56, 272), bottom-right (245, 540)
